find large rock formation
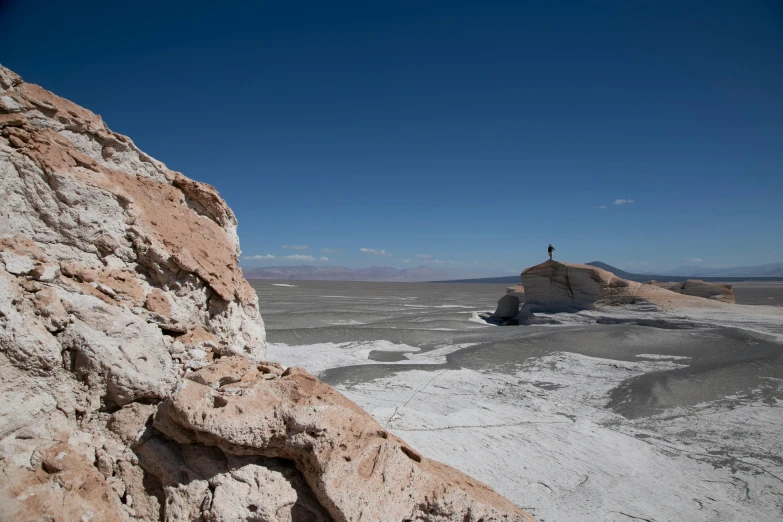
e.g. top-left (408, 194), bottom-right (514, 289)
top-left (0, 64), bottom-right (534, 521)
top-left (647, 279), bottom-right (735, 303)
top-left (519, 260), bottom-right (642, 313)
top-left (507, 260), bottom-right (732, 317)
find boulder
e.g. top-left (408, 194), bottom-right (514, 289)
top-left (493, 285), bottom-right (524, 318)
top-left (155, 357), bottom-right (536, 522)
top-left (0, 63), bottom-right (535, 521)
top-left (647, 280), bottom-right (735, 303)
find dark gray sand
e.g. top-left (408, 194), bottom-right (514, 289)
top-left (725, 281), bottom-right (783, 305)
top-left (252, 279), bottom-right (783, 419)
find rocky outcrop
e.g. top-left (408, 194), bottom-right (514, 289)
top-left (520, 260), bottom-right (642, 313)
top-left (493, 285), bottom-right (524, 318)
top-left (0, 64), bottom-right (534, 521)
top-left (514, 260), bottom-right (733, 316)
top-left (647, 280), bottom-right (735, 303)
top-left (155, 357), bottom-right (535, 522)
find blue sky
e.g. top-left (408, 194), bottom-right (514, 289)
top-left (2, 0), bottom-right (781, 274)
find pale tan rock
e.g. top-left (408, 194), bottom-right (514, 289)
top-left (145, 288), bottom-right (172, 315)
top-left (155, 357), bottom-right (536, 522)
top-left (648, 279), bottom-right (735, 303)
top-left (0, 63), bottom-right (535, 522)
top-left (0, 112), bottom-right (26, 128)
top-left (107, 402), bottom-right (158, 445)
top-left (32, 286), bottom-right (69, 332)
top-left (682, 280), bottom-right (734, 303)
top-left (519, 260), bottom-right (734, 315)
top-left (0, 442), bottom-right (126, 522)
top-left (520, 260), bottom-right (640, 313)
top-left (0, 250), bottom-right (35, 275)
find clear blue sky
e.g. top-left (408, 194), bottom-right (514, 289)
top-left (2, 0), bottom-right (781, 273)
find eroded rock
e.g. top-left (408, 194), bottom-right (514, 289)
top-left (0, 63), bottom-right (535, 522)
top-left (648, 279), bottom-right (735, 303)
top-left (155, 357), bottom-right (536, 522)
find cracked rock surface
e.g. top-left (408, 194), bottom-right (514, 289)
top-left (0, 64), bottom-right (535, 521)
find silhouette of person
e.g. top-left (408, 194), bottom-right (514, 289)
top-left (548, 244), bottom-right (555, 260)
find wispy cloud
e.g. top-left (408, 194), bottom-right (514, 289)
top-left (282, 254), bottom-right (317, 261)
top-left (243, 253), bottom-right (328, 263)
top-left (613, 199), bottom-right (635, 205)
top-left (282, 245), bottom-right (309, 251)
top-left (321, 248), bottom-right (340, 253)
top-left (687, 257), bottom-right (703, 263)
top-left (404, 256), bottom-right (445, 264)
top-left (594, 205), bottom-right (608, 209)
top-left (360, 248), bottom-right (392, 257)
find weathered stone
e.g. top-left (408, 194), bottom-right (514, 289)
top-left (493, 285), bottom-right (524, 318)
top-left (155, 357), bottom-right (536, 522)
top-left (520, 260), bottom-right (640, 313)
top-left (0, 63), bottom-right (535, 522)
top-left (0, 250), bottom-right (35, 275)
top-left (0, 113), bottom-right (26, 128)
top-left (648, 279), bottom-right (735, 304)
top-left (145, 288), bottom-right (171, 315)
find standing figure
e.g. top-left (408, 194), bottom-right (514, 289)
top-left (548, 244), bottom-right (555, 260)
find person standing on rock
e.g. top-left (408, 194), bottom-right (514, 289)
top-left (548, 244), bottom-right (555, 260)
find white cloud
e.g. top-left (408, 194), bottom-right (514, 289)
top-left (432, 260), bottom-right (444, 264)
top-left (243, 254), bottom-right (275, 261)
top-left (594, 205), bottom-right (608, 209)
top-left (613, 199), bottom-right (635, 205)
top-left (282, 254), bottom-right (317, 262)
top-left (321, 248), bottom-right (340, 253)
top-left (319, 256), bottom-right (329, 261)
top-left (282, 244), bottom-right (309, 251)
top-left (403, 259), bottom-right (411, 263)
top-left (360, 248), bottom-right (392, 257)
top-left (414, 254), bottom-right (432, 259)
top-left (687, 257), bottom-right (703, 263)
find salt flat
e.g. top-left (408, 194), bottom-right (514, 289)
top-left (252, 279), bottom-right (783, 522)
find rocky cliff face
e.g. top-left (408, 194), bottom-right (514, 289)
top-left (0, 65), bottom-right (534, 522)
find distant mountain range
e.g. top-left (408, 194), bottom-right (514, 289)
top-left (440, 261), bottom-right (783, 284)
top-left (241, 265), bottom-right (514, 282)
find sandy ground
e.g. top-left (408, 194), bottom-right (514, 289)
top-left (727, 281), bottom-right (783, 306)
top-left (252, 280), bottom-right (783, 522)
